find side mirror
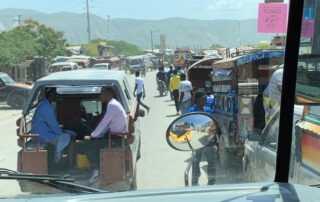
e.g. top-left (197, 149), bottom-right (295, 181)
top-left (166, 112), bottom-right (218, 151)
top-left (247, 129), bottom-right (262, 142)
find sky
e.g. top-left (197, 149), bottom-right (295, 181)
top-left (0, 0), bottom-right (289, 20)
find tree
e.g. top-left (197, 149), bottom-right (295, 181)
top-left (210, 44), bottom-right (224, 49)
top-left (0, 27), bottom-right (37, 68)
top-left (91, 38), bottom-right (144, 56)
top-left (154, 44), bottom-right (161, 49)
top-left (257, 41), bottom-right (270, 49)
top-left (0, 19), bottom-right (67, 68)
top-left (24, 19), bottom-right (67, 59)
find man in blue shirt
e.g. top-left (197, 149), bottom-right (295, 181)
top-left (166, 65), bottom-right (173, 100)
top-left (188, 90), bottom-right (218, 185)
top-left (31, 88), bottom-right (74, 163)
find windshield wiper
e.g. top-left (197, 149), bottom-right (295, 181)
top-left (310, 184), bottom-right (320, 188)
top-left (0, 168), bottom-right (105, 194)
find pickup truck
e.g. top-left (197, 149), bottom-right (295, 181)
top-left (16, 69), bottom-right (142, 192)
top-left (0, 72), bottom-right (32, 109)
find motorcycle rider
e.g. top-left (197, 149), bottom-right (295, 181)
top-left (188, 90), bottom-right (218, 185)
top-left (156, 66), bottom-right (166, 82)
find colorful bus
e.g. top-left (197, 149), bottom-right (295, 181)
top-left (173, 49), bottom-right (193, 69)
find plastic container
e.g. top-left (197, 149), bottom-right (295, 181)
top-left (77, 154), bottom-right (91, 170)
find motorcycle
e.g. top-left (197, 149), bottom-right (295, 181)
top-left (157, 79), bottom-right (168, 96)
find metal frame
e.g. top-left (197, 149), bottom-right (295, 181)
top-left (275, 0), bottom-right (304, 182)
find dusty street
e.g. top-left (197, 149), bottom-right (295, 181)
top-left (0, 69), bottom-right (243, 196)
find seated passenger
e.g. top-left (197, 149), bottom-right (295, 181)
top-left (83, 86), bottom-right (127, 183)
top-left (31, 88), bottom-right (75, 163)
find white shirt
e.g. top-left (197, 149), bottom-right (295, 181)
top-left (91, 98), bottom-right (127, 138)
top-left (135, 77), bottom-right (144, 94)
top-left (179, 80), bottom-right (192, 102)
top-left (263, 68), bottom-right (283, 103)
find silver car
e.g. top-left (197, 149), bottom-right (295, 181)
top-left (243, 106), bottom-right (303, 182)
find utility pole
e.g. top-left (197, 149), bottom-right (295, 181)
top-left (150, 30), bottom-right (154, 55)
top-left (13, 15), bottom-right (22, 26)
top-left (150, 29), bottom-right (159, 55)
top-left (86, 0), bottom-right (91, 43)
top-left (107, 15), bottom-right (110, 40)
top-left (238, 21), bottom-right (241, 47)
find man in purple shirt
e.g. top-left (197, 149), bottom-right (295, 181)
top-left (83, 86), bottom-right (127, 183)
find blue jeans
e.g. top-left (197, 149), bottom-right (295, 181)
top-left (47, 133), bottom-right (70, 163)
top-left (180, 99), bottom-right (191, 114)
top-left (137, 93), bottom-right (149, 110)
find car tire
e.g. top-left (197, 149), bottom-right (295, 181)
top-left (8, 94), bottom-right (26, 109)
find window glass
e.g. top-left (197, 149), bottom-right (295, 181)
top-left (290, 0), bottom-right (320, 186)
top-left (265, 117), bottom-right (279, 150)
top-left (0, 0), bottom-right (293, 197)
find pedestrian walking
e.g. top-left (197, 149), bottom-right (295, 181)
top-left (188, 90), bottom-right (218, 185)
top-left (170, 70), bottom-right (181, 114)
top-left (263, 68), bottom-right (283, 124)
top-left (178, 73), bottom-right (193, 114)
top-left (133, 71), bottom-right (150, 113)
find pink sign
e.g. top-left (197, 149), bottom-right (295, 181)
top-left (301, 20), bottom-right (314, 37)
top-left (258, 3), bottom-right (288, 33)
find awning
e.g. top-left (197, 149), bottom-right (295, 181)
top-left (298, 121), bottom-right (320, 137)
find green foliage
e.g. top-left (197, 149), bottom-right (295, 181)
top-left (91, 38), bottom-right (144, 56)
top-left (0, 27), bottom-right (37, 68)
top-left (257, 41), bottom-right (270, 49)
top-left (210, 44), bottom-right (224, 49)
top-left (246, 44), bottom-right (256, 48)
top-left (24, 19), bottom-right (67, 59)
top-left (154, 44), bottom-right (161, 49)
top-left (0, 19), bottom-right (66, 68)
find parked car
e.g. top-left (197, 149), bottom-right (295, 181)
top-left (0, 72), bottom-right (32, 109)
top-left (16, 70), bottom-right (142, 192)
top-left (243, 105), bottom-right (320, 185)
top-left (92, 63), bottom-right (111, 70)
top-left (48, 62), bottom-right (79, 73)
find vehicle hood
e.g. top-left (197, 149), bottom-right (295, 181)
top-left (7, 83), bottom-right (32, 90)
top-left (3, 183), bottom-right (320, 201)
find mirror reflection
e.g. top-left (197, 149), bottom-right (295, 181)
top-left (167, 113), bottom-right (217, 151)
top-left (296, 54), bottom-right (320, 104)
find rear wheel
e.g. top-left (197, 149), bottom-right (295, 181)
top-left (8, 94), bottom-right (26, 109)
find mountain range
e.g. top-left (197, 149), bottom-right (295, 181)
top-left (0, 8), bottom-right (274, 49)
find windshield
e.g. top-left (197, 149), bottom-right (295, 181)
top-left (1, 0), bottom-right (320, 199)
top-left (130, 59), bottom-right (141, 65)
top-left (0, 75), bottom-right (15, 84)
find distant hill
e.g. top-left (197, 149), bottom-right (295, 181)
top-left (0, 8), bottom-right (274, 49)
